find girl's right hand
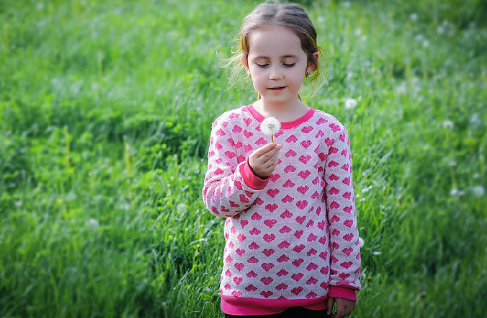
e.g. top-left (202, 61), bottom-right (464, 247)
top-left (248, 143), bottom-right (283, 179)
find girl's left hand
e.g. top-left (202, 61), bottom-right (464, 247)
top-left (326, 297), bottom-right (356, 318)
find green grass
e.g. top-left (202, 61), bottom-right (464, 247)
top-left (1, 0), bottom-right (486, 317)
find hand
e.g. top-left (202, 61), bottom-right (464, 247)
top-left (327, 297), bottom-right (356, 318)
top-left (248, 143), bottom-right (282, 179)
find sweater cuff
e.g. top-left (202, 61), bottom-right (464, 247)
top-left (328, 286), bottom-right (357, 301)
top-left (239, 158), bottom-right (269, 190)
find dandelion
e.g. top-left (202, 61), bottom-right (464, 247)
top-left (261, 117), bottom-right (281, 143)
top-left (437, 25), bottom-right (445, 35)
top-left (372, 251), bottom-right (381, 256)
top-left (88, 218), bottom-right (100, 231)
top-left (414, 34), bottom-right (424, 42)
top-left (409, 13), bottom-right (418, 21)
top-left (344, 98), bottom-right (357, 110)
top-left (469, 113), bottom-right (481, 128)
top-left (469, 186), bottom-right (485, 197)
top-left (450, 188), bottom-right (462, 198)
top-left (359, 237), bottom-right (365, 248)
top-left (442, 120), bottom-right (454, 130)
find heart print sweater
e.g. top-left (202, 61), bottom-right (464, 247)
top-left (202, 105), bottom-right (361, 315)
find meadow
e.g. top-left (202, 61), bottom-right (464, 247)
top-left (0, 0), bottom-right (486, 317)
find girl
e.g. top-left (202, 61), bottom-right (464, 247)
top-left (202, 2), bottom-right (361, 317)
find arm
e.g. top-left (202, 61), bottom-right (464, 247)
top-left (324, 126), bottom-right (361, 300)
top-left (202, 115), bottom-right (269, 218)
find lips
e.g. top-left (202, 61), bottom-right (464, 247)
top-left (268, 86), bottom-right (286, 90)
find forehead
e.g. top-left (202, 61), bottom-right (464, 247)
top-left (247, 25), bottom-right (305, 58)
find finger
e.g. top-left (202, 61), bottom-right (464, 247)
top-left (263, 159), bottom-right (276, 168)
top-left (259, 149), bottom-right (281, 164)
top-left (335, 306), bottom-right (346, 318)
top-left (327, 297), bottom-right (334, 316)
top-left (254, 143), bottom-right (277, 157)
top-left (259, 143), bottom-right (283, 159)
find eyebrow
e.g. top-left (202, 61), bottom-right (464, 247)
top-left (253, 55), bottom-right (298, 59)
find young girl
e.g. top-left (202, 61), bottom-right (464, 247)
top-left (202, 2), bottom-right (361, 317)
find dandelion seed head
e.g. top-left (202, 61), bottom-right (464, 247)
top-left (359, 237), bottom-right (365, 248)
top-left (469, 186), bottom-right (485, 197)
top-left (450, 188), bottom-right (462, 197)
top-left (88, 218), bottom-right (100, 231)
top-left (442, 120), bottom-right (454, 130)
top-left (261, 117), bottom-right (281, 137)
top-left (344, 98), bottom-right (357, 110)
top-left (469, 113), bottom-right (481, 127)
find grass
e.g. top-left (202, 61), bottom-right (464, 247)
top-left (0, 0), bottom-right (486, 317)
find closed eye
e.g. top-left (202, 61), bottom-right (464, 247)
top-left (283, 63), bottom-right (296, 68)
top-left (256, 63), bottom-right (269, 68)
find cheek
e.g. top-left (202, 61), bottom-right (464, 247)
top-left (288, 70), bottom-right (305, 86)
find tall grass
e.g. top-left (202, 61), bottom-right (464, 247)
top-left (0, 0), bottom-right (486, 317)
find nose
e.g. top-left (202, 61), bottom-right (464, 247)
top-left (268, 65), bottom-right (284, 80)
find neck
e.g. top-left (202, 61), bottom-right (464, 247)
top-left (258, 97), bottom-right (302, 113)
top-left (254, 98), bottom-right (309, 122)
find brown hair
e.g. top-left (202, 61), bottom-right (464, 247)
top-left (227, 1), bottom-right (326, 98)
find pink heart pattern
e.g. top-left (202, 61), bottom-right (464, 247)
top-left (202, 105), bottom-right (360, 301)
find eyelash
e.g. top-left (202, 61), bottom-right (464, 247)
top-left (256, 63), bottom-right (296, 68)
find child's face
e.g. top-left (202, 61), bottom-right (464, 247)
top-left (243, 25), bottom-right (316, 107)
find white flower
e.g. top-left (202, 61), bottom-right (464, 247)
top-left (450, 188), bottom-right (462, 197)
top-left (88, 218), bottom-right (100, 231)
top-left (261, 117), bottom-right (281, 142)
top-left (344, 98), bottom-right (357, 110)
top-left (469, 113), bottom-right (481, 128)
top-left (442, 120), bottom-right (454, 130)
top-left (359, 237), bottom-right (365, 248)
top-left (469, 186), bottom-right (485, 197)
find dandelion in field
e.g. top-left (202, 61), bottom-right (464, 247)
top-left (409, 13), bottom-right (418, 21)
top-left (437, 25), bottom-right (446, 35)
top-left (450, 188), bottom-right (462, 198)
top-left (359, 237), bottom-right (365, 248)
top-left (344, 98), bottom-right (357, 110)
top-left (261, 117), bottom-right (281, 143)
top-left (469, 186), bottom-right (485, 197)
top-left (372, 251), bottom-right (381, 256)
top-left (442, 120), bottom-right (454, 130)
top-left (88, 218), bottom-right (100, 231)
top-left (469, 113), bottom-right (481, 128)
top-left (414, 34), bottom-right (429, 47)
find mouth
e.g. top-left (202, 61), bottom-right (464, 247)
top-left (268, 86), bottom-right (286, 91)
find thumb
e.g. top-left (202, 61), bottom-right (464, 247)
top-left (327, 297), bottom-right (335, 315)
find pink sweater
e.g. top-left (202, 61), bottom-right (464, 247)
top-left (202, 105), bottom-right (361, 315)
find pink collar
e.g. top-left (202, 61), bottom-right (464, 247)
top-left (246, 104), bottom-right (315, 129)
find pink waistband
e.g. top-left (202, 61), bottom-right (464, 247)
top-left (221, 295), bottom-right (328, 316)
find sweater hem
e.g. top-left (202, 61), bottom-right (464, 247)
top-left (221, 295), bottom-right (328, 315)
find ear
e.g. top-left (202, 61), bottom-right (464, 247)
top-left (241, 55), bottom-right (250, 73)
top-left (307, 51), bottom-right (320, 73)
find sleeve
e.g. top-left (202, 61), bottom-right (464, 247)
top-left (324, 126), bottom-right (361, 300)
top-left (202, 115), bottom-right (270, 218)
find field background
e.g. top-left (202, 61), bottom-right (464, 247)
top-left (1, 0), bottom-right (486, 317)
